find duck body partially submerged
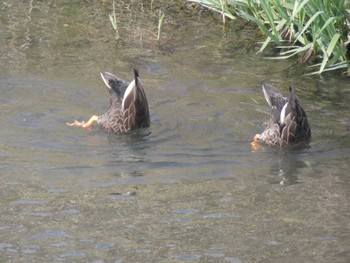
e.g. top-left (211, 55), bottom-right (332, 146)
top-left (67, 69), bottom-right (150, 134)
top-left (252, 82), bottom-right (311, 149)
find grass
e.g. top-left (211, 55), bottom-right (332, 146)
top-left (109, 1), bottom-right (119, 39)
top-left (188, 0), bottom-right (350, 74)
top-left (108, 1), bottom-right (165, 42)
top-left (157, 10), bottom-right (165, 41)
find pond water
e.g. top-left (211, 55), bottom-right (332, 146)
top-left (1, 0), bottom-right (350, 262)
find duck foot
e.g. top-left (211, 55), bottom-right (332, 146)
top-left (66, 115), bottom-right (99, 128)
top-left (251, 134), bottom-right (261, 151)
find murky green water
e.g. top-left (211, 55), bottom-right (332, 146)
top-left (1, 0), bottom-right (350, 262)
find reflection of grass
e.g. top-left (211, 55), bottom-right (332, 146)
top-left (109, 1), bottom-right (119, 39)
top-left (189, 0), bottom-right (349, 75)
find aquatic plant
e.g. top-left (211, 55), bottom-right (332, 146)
top-left (108, 1), bottom-right (165, 42)
top-left (189, 0), bottom-right (239, 22)
top-left (157, 10), bottom-right (165, 41)
top-left (109, 1), bottom-right (119, 39)
top-left (188, 0), bottom-right (350, 75)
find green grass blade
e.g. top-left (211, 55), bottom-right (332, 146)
top-left (109, 1), bottom-right (119, 38)
top-left (260, 0), bottom-right (279, 41)
top-left (318, 16), bottom-right (336, 34)
top-left (157, 11), bottom-right (165, 41)
top-left (189, 0), bottom-right (349, 74)
top-left (294, 11), bottom-right (323, 44)
top-left (258, 36), bottom-right (272, 53)
top-left (317, 38), bottom-right (329, 73)
top-left (291, 0), bottom-right (309, 20)
top-left (326, 33), bottom-right (341, 57)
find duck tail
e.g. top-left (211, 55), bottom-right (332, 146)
top-left (133, 68), bottom-right (139, 80)
top-left (261, 82), bottom-right (275, 108)
top-left (288, 86), bottom-right (296, 109)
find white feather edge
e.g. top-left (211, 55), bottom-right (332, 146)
top-left (280, 102), bottom-right (288, 125)
top-left (122, 79), bottom-right (135, 111)
top-left (262, 85), bottom-right (272, 108)
top-left (100, 72), bottom-right (112, 90)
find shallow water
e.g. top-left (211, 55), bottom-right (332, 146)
top-left (1, 1), bottom-right (350, 262)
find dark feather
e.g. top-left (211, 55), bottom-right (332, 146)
top-left (97, 69), bottom-right (150, 133)
top-left (259, 83), bottom-right (311, 147)
top-left (262, 82), bottom-right (288, 124)
top-left (100, 72), bottom-right (129, 106)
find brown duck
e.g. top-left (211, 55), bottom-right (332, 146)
top-left (251, 82), bottom-right (311, 150)
top-left (67, 69), bottom-right (150, 133)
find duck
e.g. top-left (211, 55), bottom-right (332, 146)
top-left (251, 82), bottom-right (311, 150)
top-left (67, 69), bottom-right (150, 133)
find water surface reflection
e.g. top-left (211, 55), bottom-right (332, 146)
top-left (0, 0), bottom-right (349, 262)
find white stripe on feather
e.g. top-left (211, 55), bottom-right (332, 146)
top-left (280, 102), bottom-right (288, 125)
top-left (100, 72), bottom-right (113, 90)
top-left (262, 85), bottom-right (272, 108)
top-left (122, 79), bottom-right (135, 111)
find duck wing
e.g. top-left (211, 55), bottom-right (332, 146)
top-left (281, 86), bottom-right (311, 145)
top-left (100, 71), bottom-right (129, 105)
top-left (262, 82), bottom-right (288, 124)
top-left (121, 69), bottom-right (150, 130)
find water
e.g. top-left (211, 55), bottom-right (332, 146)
top-left (1, 0), bottom-right (350, 262)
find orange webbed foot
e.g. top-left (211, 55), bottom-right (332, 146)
top-left (66, 120), bottom-right (85, 127)
top-left (251, 134), bottom-right (261, 151)
top-left (66, 115), bottom-right (99, 128)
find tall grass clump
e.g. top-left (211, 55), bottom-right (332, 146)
top-left (189, 0), bottom-right (350, 74)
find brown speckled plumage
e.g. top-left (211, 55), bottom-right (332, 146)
top-left (98, 69), bottom-right (150, 133)
top-left (255, 82), bottom-right (311, 147)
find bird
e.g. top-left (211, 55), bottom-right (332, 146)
top-left (251, 82), bottom-right (311, 150)
top-left (67, 69), bottom-right (150, 133)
